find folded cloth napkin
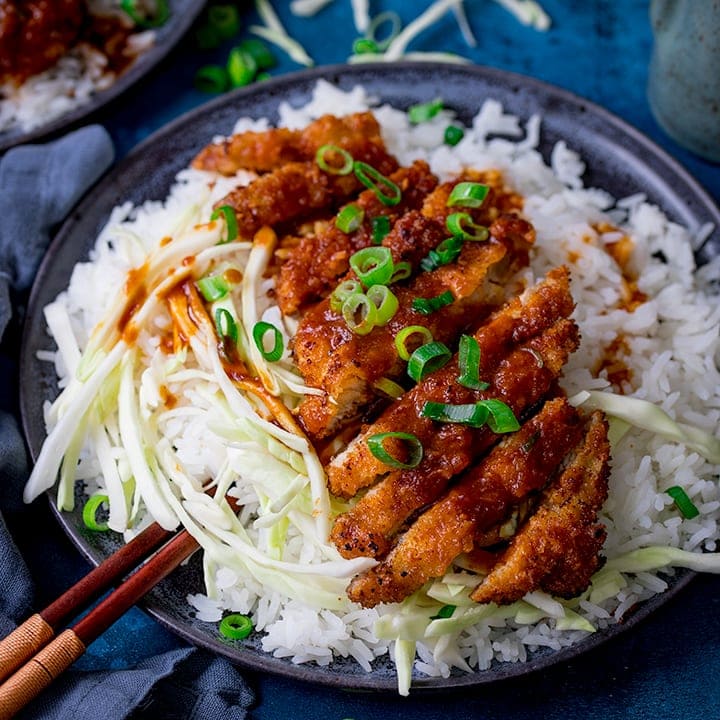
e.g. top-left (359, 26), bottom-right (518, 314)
top-left (0, 127), bottom-right (254, 720)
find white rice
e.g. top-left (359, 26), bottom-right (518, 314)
top-left (36, 79), bottom-right (720, 691)
top-left (0, 1), bottom-right (156, 134)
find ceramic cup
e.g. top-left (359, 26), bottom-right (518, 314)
top-left (647, 0), bottom-right (720, 162)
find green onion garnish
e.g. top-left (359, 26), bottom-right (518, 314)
top-left (227, 47), bottom-right (257, 87)
top-left (373, 377), bottom-right (405, 399)
top-left (366, 285), bottom-right (399, 326)
top-left (252, 321), bottom-right (284, 362)
top-left (421, 399), bottom-right (518, 432)
top-left (196, 275), bottom-right (230, 303)
top-left (446, 212), bottom-right (489, 242)
top-left (215, 308), bottom-right (238, 343)
top-left (394, 325), bottom-right (433, 361)
top-left (447, 182), bottom-right (490, 208)
top-left (443, 125), bottom-right (464, 146)
top-left (82, 494), bottom-right (110, 532)
top-left (412, 290), bottom-right (454, 315)
top-left (121, 0), bottom-right (169, 27)
top-left (407, 341), bottom-right (452, 382)
top-left (408, 98), bottom-right (444, 124)
top-left (195, 65), bottom-right (229, 94)
top-left (353, 161), bottom-right (402, 206)
top-left (666, 486), bottom-right (700, 519)
top-left (352, 37), bottom-right (380, 54)
top-left (342, 293), bottom-right (378, 335)
top-left (316, 144), bottom-right (354, 175)
top-left (420, 236), bottom-right (464, 272)
top-left (390, 261), bottom-right (412, 283)
top-left (329, 279), bottom-right (363, 312)
top-left (371, 215), bottom-right (391, 245)
top-left (457, 334), bottom-right (489, 390)
top-left (208, 4), bottom-right (240, 39)
top-left (430, 604), bottom-right (456, 620)
top-left (349, 246), bottom-right (395, 287)
top-left (367, 431), bottom-right (423, 469)
top-left (237, 39), bottom-right (276, 70)
top-left (480, 399), bottom-right (521, 433)
top-left (336, 204), bottom-right (365, 234)
top-left (210, 205), bottom-right (239, 243)
top-left (219, 613), bottom-right (254, 640)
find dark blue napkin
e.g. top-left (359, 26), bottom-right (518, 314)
top-left (0, 128), bottom-right (254, 719)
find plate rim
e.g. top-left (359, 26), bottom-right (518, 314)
top-left (20, 61), bottom-right (720, 692)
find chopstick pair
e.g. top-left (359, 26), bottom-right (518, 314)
top-left (0, 511), bottom-right (203, 719)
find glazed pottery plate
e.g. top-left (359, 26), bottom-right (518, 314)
top-left (19, 63), bottom-right (720, 691)
top-left (0, 0), bottom-right (205, 152)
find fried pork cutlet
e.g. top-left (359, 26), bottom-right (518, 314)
top-left (192, 112), bottom-right (389, 175)
top-left (470, 411), bottom-right (610, 605)
top-left (330, 317), bottom-right (581, 560)
top-left (294, 216), bottom-right (533, 440)
top-left (346, 397), bottom-right (584, 607)
top-left (326, 266), bottom-right (574, 498)
top-left (276, 160), bottom-right (440, 314)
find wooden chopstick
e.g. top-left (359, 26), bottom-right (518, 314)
top-left (0, 524), bottom-right (201, 720)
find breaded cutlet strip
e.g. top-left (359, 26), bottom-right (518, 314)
top-left (294, 216), bottom-right (534, 441)
top-left (330, 317), bottom-right (581, 560)
top-left (346, 397), bottom-right (584, 607)
top-left (276, 160), bottom-right (439, 314)
top-left (216, 141), bottom-right (397, 239)
top-left (326, 266), bottom-right (574, 498)
top-left (470, 410), bottom-right (610, 605)
top-left (192, 112), bottom-right (388, 175)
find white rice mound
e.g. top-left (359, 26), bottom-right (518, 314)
top-left (0, 1), bottom-right (156, 134)
top-left (40, 80), bottom-right (720, 688)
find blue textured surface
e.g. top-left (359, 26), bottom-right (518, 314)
top-left (9, 1), bottom-right (720, 718)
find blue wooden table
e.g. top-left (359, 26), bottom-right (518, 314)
top-left (10, 1), bottom-right (720, 718)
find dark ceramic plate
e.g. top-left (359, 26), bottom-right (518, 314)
top-left (19, 63), bottom-right (720, 691)
top-left (0, 0), bottom-right (205, 152)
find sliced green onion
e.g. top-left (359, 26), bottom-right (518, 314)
top-left (394, 325), bottom-right (433, 361)
top-left (219, 613), bottom-right (254, 640)
top-left (373, 377), bottom-right (405, 399)
top-left (316, 144), bottom-right (354, 175)
top-left (252, 321), bottom-right (284, 362)
top-left (195, 65), bottom-right (229, 93)
top-left (215, 308), bottom-right (238, 343)
top-left (444, 125), bottom-right (464, 146)
top-left (480, 399), bottom-right (520, 433)
top-left (238, 38), bottom-right (276, 69)
top-left (421, 401), bottom-right (490, 427)
top-left (352, 37), bottom-right (380, 54)
top-left (329, 279), bottom-right (363, 312)
top-left (367, 431), bottom-right (423, 469)
top-left (446, 212), bottom-right (489, 241)
top-left (353, 161), bottom-right (402, 206)
top-left (256, 71), bottom-right (272, 81)
top-left (227, 47), bottom-right (257, 87)
top-left (371, 215), bottom-right (391, 245)
top-left (336, 204), bottom-right (365, 233)
top-left (210, 205), bottom-right (239, 243)
top-left (408, 98), bottom-right (444, 124)
top-left (430, 604), bottom-right (456, 620)
top-left (447, 182), bottom-right (490, 208)
top-left (366, 285), bottom-right (399, 325)
top-left (366, 10), bottom-right (401, 50)
top-left (666, 486), bottom-right (700, 519)
top-left (349, 246), bottom-right (394, 287)
top-left (421, 236), bottom-right (464, 272)
top-left (457, 334), bottom-right (489, 390)
top-left (407, 341), bottom-right (452, 382)
top-left (342, 293), bottom-right (378, 335)
top-left (390, 261), bottom-right (412, 283)
top-left (208, 4), bottom-right (241, 39)
top-left (82, 494), bottom-right (110, 532)
top-left (412, 290), bottom-right (454, 315)
top-left (121, 0), bottom-right (170, 27)
top-left (196, 275), bottom-right (230, 302)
